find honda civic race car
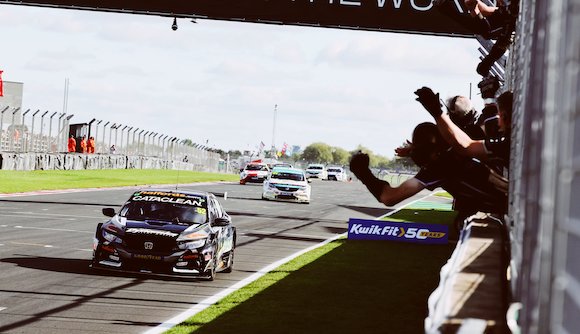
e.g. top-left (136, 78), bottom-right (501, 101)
top-left (240, 162), bottom-right (270, 185)
top-left (262, 167), bottom-right (311, 203)
top-left (91, 189), bottom-right (236, 280)
top-left (326, 166), bottom-right (348, 181)
top-left (305, 163), bottom-right (327, 180)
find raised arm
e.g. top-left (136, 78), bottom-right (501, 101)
top-left (414, 86), bottom-right (488, 160)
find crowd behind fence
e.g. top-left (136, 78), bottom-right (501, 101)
top-left (0, 106), bottom-right (226, 173)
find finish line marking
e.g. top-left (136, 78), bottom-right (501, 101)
top-left (144, 191), bottom-right (438, 334)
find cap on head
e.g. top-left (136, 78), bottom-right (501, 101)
top-left (411, 122), bottom-right (448, 167)
top-left (445, 95), bottom-right (479, 128)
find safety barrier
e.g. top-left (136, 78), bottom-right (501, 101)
top-left (0, 152), bottom-right (222, 172)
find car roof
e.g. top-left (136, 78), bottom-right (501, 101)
top-left (271, 167), bottom-right (305, 174)
top-left (133, 188), bottom-right (211, 198)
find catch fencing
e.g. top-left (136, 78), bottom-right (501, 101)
top-left (508, 0), bottom-right (580, 333)
top-left (0, 106), bottom-right (225, 172)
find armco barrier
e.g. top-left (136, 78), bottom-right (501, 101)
top-left (0, 152), bottom-right (221, 172)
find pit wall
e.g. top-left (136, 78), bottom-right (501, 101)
top-left (0, 152), bottom-right (221, 172)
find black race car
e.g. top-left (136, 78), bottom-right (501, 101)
top-left (91, 189), bottom-right (236, 280)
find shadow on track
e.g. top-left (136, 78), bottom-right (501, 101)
top-left (1, 255), bottom-right (204, 283)
top-left (0, 199), bottom-right (120, 207)
top-left (337, 204), bottom-right (393, 217)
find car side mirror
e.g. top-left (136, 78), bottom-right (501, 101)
top-left (102, 208), bottom-right (116, 217)
top-left (214, 217), bottom-right (230, 227)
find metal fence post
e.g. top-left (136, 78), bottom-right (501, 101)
top-left (0, 106), bottom-right (9, 150)
top-left (10, 108), bottom-right (21, 152)
top-left (57, 113), bottom-right (66, 152)
top-left (47, 112), bottom-right (57, 152)
top-left (29, 110), bottom-right (40, 152)
top-left (20, 109), bottom-right (30, 152)
top-left (39, 111), bottom-right (48, 152)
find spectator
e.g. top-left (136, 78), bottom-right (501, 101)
top-left (80, 135), bottom-right (87, 153)
top-left (442, 95), bottom-right (486, 140)
top-left (110, 144), bottom-right (116, 154)
top-left (67, 134), bottom-right (76, 153)
top-left (87, 136), bottom-right (95, 154)
top-left (414, 86), bottom-right (512, 171)
top-left (350, 122), bottom-right (508, 218)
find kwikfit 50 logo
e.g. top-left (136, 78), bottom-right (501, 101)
top-left (347, 218), bottom-right (448, 244)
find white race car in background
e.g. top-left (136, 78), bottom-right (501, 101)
top-left (240, 162), bottom-right (270, 185)
top-left (305, 164), bottom-right (327, 180)
top-left (262, 167), bottom-right (311, 204)
top-left (326, 166), bottom-right (348, 181)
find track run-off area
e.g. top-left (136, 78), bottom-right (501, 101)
top-left (0, 180), bottom-right (432, 333)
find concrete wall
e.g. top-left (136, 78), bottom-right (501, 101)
top-left (0, 152), bottom-right (221, 172)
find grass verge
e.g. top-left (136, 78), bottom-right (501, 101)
top-left (0, 169), bottom-right (238, 193)
top-left (166, 208), bottom-right (456, 334)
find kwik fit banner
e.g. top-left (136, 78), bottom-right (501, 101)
top-left (348, 218), bottom-right (448, 244)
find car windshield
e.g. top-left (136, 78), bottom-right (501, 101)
top-left (120, 200), bottom-right (208, 225)
top-left (246, 164), bottom-right (268, 171)
top-left (308, 166), bottom-right (323, 170)
top-left (271, 171), bottom-right (305, 181)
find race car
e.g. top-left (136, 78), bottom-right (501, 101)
top-left (262, 167), bottom-right (311, 203)
top-left (326, 166), bottom-right (348, 181)
top-left (305, 163), bottom-right (327, 180)
top-left (91, 189), bottom-right (236, 280)
top-left (240, 162), bottom-right (270, 184)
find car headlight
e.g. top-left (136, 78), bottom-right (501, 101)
top-left (177, 239), bottom-right (206, 250)
top-left (268, 183), bottom-right (277, 189)
top-left (177, 231), bottom-right (209, 250)
top-left (102, 228), bottom-right (123, 243)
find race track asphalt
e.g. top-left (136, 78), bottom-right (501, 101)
top-left (0, 179), bottom-right (426, 333)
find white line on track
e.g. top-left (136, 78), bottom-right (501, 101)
top-left (7, 241), bottom-right (92, 252)
top-left (144, 192), bottom-right (435, 334)
top-left (11, 212), bottom-right (102, 219)
top-left (11, 225), bottom-right (92, 234)
top-left (0, 307), bottom-right (6, 312)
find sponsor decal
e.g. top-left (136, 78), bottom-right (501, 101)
top-left (126, 228), bottom-right (178, 237)
top-left (144, 241), bottom-right (154, 250)
top-left (130, 195), bottom-right (205, 207)
top-left (347, 218), bottom-right (448, 244)
top-left (133, 254), bottom-right (162, 261)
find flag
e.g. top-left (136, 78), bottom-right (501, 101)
top-left (257, 141), bottom-right (265, 155)
top-left (281, 142), bottom-right (288, 156)
top-left (0, 70), bottom-right (3, 97)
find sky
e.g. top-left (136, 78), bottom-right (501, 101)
top-left (0, 4), bottom-right (486, 158)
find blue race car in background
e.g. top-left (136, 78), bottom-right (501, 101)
top-left (92, 189), bottom-right (235, 280)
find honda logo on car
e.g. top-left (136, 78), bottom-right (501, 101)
top-left (347, 218), bottom-right (448, 244)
